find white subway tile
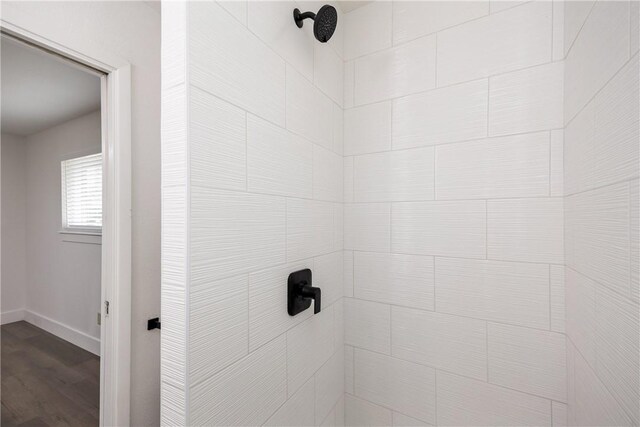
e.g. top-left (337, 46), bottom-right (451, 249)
top-left (247, 1), bottom-right (313, 80)
top-left (315, 44), bottom-right (344, 106)
top-left (189, 1), bottom-right (285, 125)
top-left (392, 200), bottom-right (486, 259)
top-left (287, 198), bottom-right (335, 261)
top-left (190, 275), bottom-right (248, 383)
top-left (344, 251), bottom-right (354, 298)
top-left (436, 132), bottom-right (549, 200)
top-left (334, 298), bottom-right (344, 346)
top-left (487, 198), bottom-right (564, 264)
top-left (565, 55), bottom-right (639, 194)
top-left (354, 35), bottom-right (436, 104)
top-left (354, 147), bottom-right (434, 202)
top-left (354, 252), bottom-right (434, 310)
top-left (264, 377), bottom-right (315, 427)
top-left (287, 306), bottom-right (335, 395)
top-left (218, 1), bottom-right (247, 26)
top-left (190, 336), bottom-right (287, 426)
top-left (344, 203), bottom-right (391, 252)
top-left (437, 371), bottom-right (552, 426)
top-left (565, 268), bottom-right (596, 367)
top-left (315, 349), bottom-right (345, 425)
top-left (344, 2), bottom-right (392, 60)
top-left (345, 394), bottom-right (393, 427)
top-left (437, 1), bottom-right (552, 86)
top-left (393, 412), bottom-right (430, 427)
top-left (552, 402), bottom-right (567, 427)
top-left (247, 114), bottom-right (312, 198)
top-left (344, 102), bottom-right (392, 155)
top-left (314, 251), bottom-right (344, 308)
top-left (191, 188), bottom-right (286, 282)
top-left (333, 103), bottom-right (344, 155)
top-left (435, 258), bottom-right (550, 330)
top-left (552, 0), bottom-right (564, 61)
top-left (632, 0), bottom-right (639, 54)
top-left (563, 1), bottom-right (594, 57)
top-left (489, 62), bottom-right (564, 136)
top-left (314, 144), bottom-right (344, 202)
top-left (392, 306), bottom-right (487, 381)
top-left (334, 203), bottom-right (344, 252)
top-left (190, 86), bottom-right (246, 191)
top-left (345, 345), bottom-right (354, 395)
top-left (550, 265), bottom-right (565, 333)
top-left (632, 179), bottom-right (639, 302)
top-left (489, 1), bottom-right (527, 14)
top-left (248, 261), bottom-right (311, 351)
top-left (594, 286), bottom-right (640, 425)
top-left (393, 1), bottom-right (489, 45)
top-left (550, 130), bottom-right (564, 197)
top-left (573, 348), bottom-right (633, 427)
top-left (287, 65), bottom-right (334, 150)
top-left (488, 323), bottom-right (566, 402)
top-left (344, 298), bottom-right (391, 354)
top-left (344, 60), bottom-right (355, 109)
top-left (564, 1), bottom-right (630, 121)
top-left (355, 349), bottom-right (436, 424)
top-left (344, 156), bottom-right (354, 203)
top-left (393, 79), bottom-right (488, 150)
top-left (565, 182), bottom-right (630, 297)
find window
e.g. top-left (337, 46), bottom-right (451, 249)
top-left (61, 152), bottom-right (102, 233)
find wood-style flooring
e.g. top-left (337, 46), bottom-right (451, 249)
top-left (1, 321), bottom-right (99, 427)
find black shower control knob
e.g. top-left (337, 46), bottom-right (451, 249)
top-left (288, 269), bottom-right (322, 316)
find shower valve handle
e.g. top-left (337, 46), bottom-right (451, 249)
top-left (299, 283), bottom-right (321, 314)
top-left (288, 269), bottom-right (322, 316)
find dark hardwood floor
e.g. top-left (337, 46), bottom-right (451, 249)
top-left (1, 321), bottom-right (99, 427)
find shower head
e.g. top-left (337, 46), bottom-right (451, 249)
top-left (293, 5), bottom-right (338, 43)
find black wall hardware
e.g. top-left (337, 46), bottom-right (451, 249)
top-left (147, 317), bottom-right (161, 330)
top-left (293, 5), bottom-right (338, 43)
top-left (288, 269), bottom-right (321, 316)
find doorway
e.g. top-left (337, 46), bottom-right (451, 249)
top-left (1, 34), bottom-right (104, 426)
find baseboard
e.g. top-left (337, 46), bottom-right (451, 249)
top-left (1, 309), bottom-right (26, 325)
top-left (23, 310), bottom-right (100, 356)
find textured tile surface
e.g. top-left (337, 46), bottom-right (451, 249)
top-left (247, 114), bottom-right (312, 198)
top-left (190, 336), bottom-right (287, 426)
top-left (344, 102), bottom-right (392, 155)
top-left (488, 198), bottom-right (564, 263)
top-left (286, 198), bottom-right (335, 261)
top-left (354, 35), bottom-right (436, 104)
top-left (344, 1), bottom-right (392, 60)
top-left (344, 298), bottom-right (391, 354)
top-left (435, 132), bottom-right (550, 200)
top-left (354, 147), bottom-right (434, 202)
top-left (392, 306), bottom-right (487, 380)
top-left (393, 79), bottom-right (488, 150)
top-left (354, 252), bottom-right (434, 310)
top-left (345, 394), bottom-right (393, 426)
top-left (344, 203), bottom-right (391, 252)
top-left (437, 371), bottom-right (552, 426)
top-left (392, 200), bottom-right (486, 258)
top-left (489, 62), bottom-right (564, 136)
top-left (263, 377), bottom-right (315, 427)
top-left (488, 323), bottom-right (567, 402)
top-left (436, 1), bottom-right (552, 86)
top-left (355, 349), bottom-right (436, 424)
top-left (435, 258), bottom-right (550, 329)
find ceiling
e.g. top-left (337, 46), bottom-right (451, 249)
top-left (1, 36), bottom-right (101, 136)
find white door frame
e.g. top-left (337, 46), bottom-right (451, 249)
top-left (0, 19), bottom-right (132, 427)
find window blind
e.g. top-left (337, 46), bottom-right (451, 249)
top-left (61, 152), bottom-right (103, 231)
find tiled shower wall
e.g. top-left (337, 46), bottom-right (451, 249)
top-left (342, 2), bottom-right (569, 425)
top-left (563, 1), bottom-right (639, 426)
top-left (161, 1), bottom-right (346, 425)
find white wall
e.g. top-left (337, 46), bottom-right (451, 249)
top-left (161, 1), bottom-right (345, 425)
top-left (343, 2), bottom-right (567, 425)
top-left (1, 2), bottom-right (161, 425)
top-left (1, 133), bottom-right (27, 322)
top-left (23, 111), bottom-right (102, 351)
top-left (564, 1), bottom-right (639, 425)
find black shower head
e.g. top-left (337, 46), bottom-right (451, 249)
top-left (294, 5), bottom-right (338, 43)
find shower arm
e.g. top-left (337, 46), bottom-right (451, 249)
top-left (294, 9), bottom-right (316, 28)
